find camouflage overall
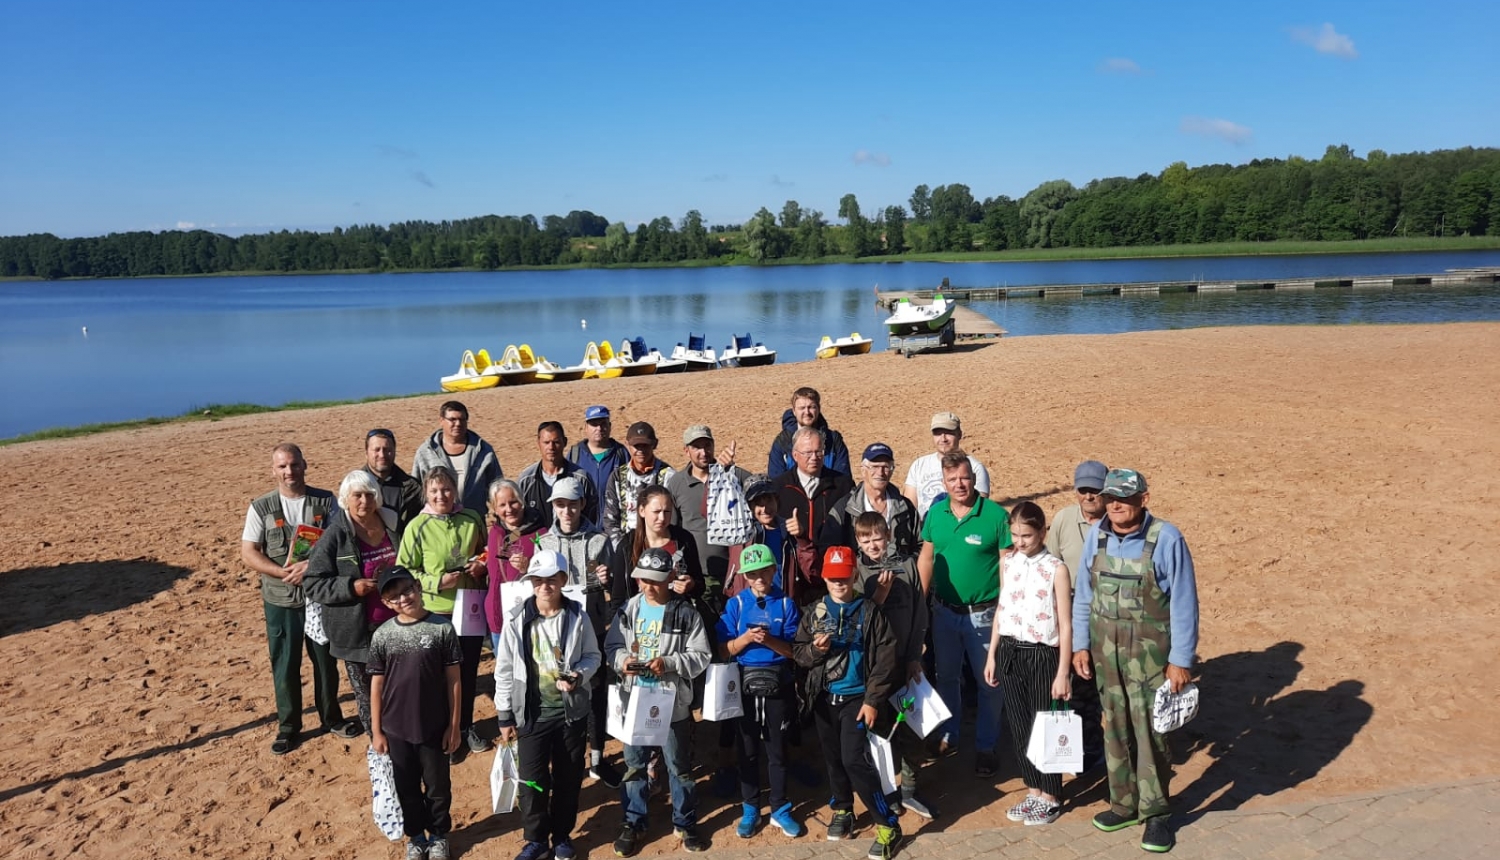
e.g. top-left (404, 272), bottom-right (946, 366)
top-left (1089, 520), bottom-right (1172, 821)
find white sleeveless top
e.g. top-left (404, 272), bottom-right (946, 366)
top-left (998, 549), bottom-right (1065, 647)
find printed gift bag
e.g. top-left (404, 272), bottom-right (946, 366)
top-left (304, 601), bottom-right (330, 646)
top-left (366, 747), bottom-right (404, 841)
top-left (1152, 680), bottom-right (1200, 733)
top-left (889, 670), bottom-right (952, 738)
top-left (452, 587), bottom-right (489, 637)
top-left (1025, 704), bottom-right (1084, 774)
top-left (607, 684), bottom-right (628, 743)
top-left (701, 663), bottom-right (743, 721)
top-left (623, 682), bottom-right (675, 747)
top-left (490, 742), bottom-right (520, 814)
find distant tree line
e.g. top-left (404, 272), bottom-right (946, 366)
top-left (4, 145), bottom-right (1499, 279)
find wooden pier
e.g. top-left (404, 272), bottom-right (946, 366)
top-left (875, 268), bottom-right (1500, 307)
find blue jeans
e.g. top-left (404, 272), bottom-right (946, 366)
top-left (931, 602), bottom-right (1004, 752)
top-left (621, 718), bottom-right (696, 829)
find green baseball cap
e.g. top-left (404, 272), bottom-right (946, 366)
top-left (738, 543), bottom-right (776, 574)
top-left (1100, 468), bottom-right (1148, 498)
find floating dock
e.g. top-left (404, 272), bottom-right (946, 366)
top-left (875, 268), bottom-right (1500, 307)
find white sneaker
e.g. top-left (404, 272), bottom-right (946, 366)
top-left (1023, 801), bottom-right (1061, 826)
top-left (1006, 796), bottom-right (1042, 822)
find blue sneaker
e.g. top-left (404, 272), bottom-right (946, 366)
top-left (737, 803), bottom-right (761, 839)
top-left (770, 802), bottom-right (805, 837)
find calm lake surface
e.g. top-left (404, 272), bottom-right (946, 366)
top-left (3, 250), bottom-right (1499, 438)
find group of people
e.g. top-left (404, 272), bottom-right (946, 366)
top-left (240, 387), bottom-right (1199, 860)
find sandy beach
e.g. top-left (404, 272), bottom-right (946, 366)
top-left (3, 322), bottom-right (1499, 860)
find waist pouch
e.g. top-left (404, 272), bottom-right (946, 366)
top-left (742, 665), bottom-right (785, 698)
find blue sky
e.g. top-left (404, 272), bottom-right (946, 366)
top-left (1, 1), bottom-right (1494, 237)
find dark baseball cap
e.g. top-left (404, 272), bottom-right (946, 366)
top-left (626, 421), bottom-right (657, 445)
top-left (377, 565), bottom-right (417, 595)
top-left (862, 442), bottom-right (895, 462)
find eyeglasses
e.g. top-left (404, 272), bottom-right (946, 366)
top-left (795, 448), bottom-right (824, 458)
top-left (384, 584), bottom-right (419, 602)
top-left (864, 462), bottom-right (895, 473)
top-left (1076, 487), bottom-right (1101, 496)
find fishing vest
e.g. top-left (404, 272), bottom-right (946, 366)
top-left (1088, 520), bottom-right (1169, 627)
top-left (250, 489), bottom-right (335, 607)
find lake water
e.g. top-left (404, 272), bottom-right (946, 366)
top-left (3, 250), bottom-right (1499, 438)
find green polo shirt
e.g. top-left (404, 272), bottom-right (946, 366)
top-left (921, 495), bottom-right (1012, 606)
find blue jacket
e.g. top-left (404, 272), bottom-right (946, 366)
top-left (766, 409), bottom-right (851, 480)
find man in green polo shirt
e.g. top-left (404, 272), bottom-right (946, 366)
top-left (917, 450), bottom-right (1012, 777)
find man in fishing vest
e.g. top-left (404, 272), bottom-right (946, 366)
top-left (239, 442), bottom-right (352, 755)
top-left (1070, 468), bottom-right (1199, 854)
top-left (601, 421), bottom-right (675, 539)
top-left (361, 428), bottom-right (422, 533)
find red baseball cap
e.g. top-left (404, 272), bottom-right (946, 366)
top-left (821, 546), bottom-right (855, 580)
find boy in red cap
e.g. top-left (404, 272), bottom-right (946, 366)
top-left (793, 545), bottom-right (903, 858)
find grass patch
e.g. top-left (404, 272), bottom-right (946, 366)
top-left (0, 393), bottom-right (426, 447)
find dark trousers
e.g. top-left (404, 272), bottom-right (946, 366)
top-left (345, 661), bottom-right (373, 736)
top-left (996, 638), bottom-right (1064, 797)
top-left (737, 694), bottom-right (790, 808)
top-left (263, 601), bottom-right (341, 736)
top-left (586, 671), bottom-right (608, 754)
top-left (518, 717), bottom-right (588, 844)
top-left (434, 616), bottom-right (483, 735)
top-left (813, 694), bottom-right (895, 824)
top-left (387, 735), bottom-right (452, 839)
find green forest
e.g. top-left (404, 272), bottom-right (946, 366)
top-left (4, 145), bottom-right (1500, 280)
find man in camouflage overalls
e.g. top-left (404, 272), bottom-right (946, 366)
top-left (1071, 469), bottom-right (1198, 853)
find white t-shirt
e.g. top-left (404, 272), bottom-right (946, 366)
top-left (905, 452), bottom-right (991, 518)
top-left (241, 494), bottom-right (310, 543)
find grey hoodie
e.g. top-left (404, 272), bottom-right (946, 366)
top-left (603, 596), bottom-right (711, 724)
top-left (412, 429), bottom-right (503, 514)
top-left (494, 597), bottom-right (601, 732)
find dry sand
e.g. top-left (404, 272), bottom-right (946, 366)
top-left (3, 323), bottom-right (1499, 859)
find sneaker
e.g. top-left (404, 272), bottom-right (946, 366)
top-left (676, 827), bottom-right (709, 852)
top-left (974, 749), bottom-right (998, 777)
top-left (427, 838), bottom-right (451, 860)
top-left (514, 841), bottom-right (551, 860)
top-left (329, 718), bottom-right (363, 739)
top-left (467, 727), bottom-right (492, 754)
top-left (737, 803), bottom-right (761, 839)
top-left (551, 838), bottom-right (575, 860)
top-left (1024, 801), bottom-right (1061, 826)
top-left (1093, 809), bottom-right (1140, 832)
top-left (1007, 796), bottom-right (1042, 822)
top-left (866, 823), bottom-right (901, 860)
top-left (1141, 817), bottom-right (1175, 853)
top-left (612, 824), bottom-right (641, 858)
top-left (711, 766), bottom-right (738, 798)
top-left (590, 759), bottom-right (623, 788)
top-left (900, 795), bottom-right (937, 820)
top-left (770, 802), bottom-right (805, 837)
top-left (406, 841), bottom-right (427, 860)
top-left (924, 734), bottom-right (954, 759)
top-left (827, 809), bottom-right (855, 841)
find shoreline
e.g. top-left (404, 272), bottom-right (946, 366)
top-left (3, 236), bottom-right (1498, 284)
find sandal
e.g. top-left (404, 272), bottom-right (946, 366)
top-left (330, 719), bottom-right (363, 739)
top-left (271, 734), bottom-right (298, 755)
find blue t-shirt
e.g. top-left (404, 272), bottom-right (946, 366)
top-left (717, 587), bottom-right (800, 667)
top-left (762, 529), bottom-right (787, 591)
top-left (821, 597), bottom-right (867, 697)
top-left (633, 601), bottom-right (665, 686)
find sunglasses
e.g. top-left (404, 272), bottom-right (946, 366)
top-left (366, 428), bottom-right (395, 442)
top-left (1077, 487), bottom-right (1101, 496)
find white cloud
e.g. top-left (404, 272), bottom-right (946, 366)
top-left (1291, 23), bottom-right (1357, 59)
top-left (175, 220), bottom-right (196, 230)
top-left (1180, 116), bottom-right (1253, 145)
top-left (852, 149), bottom-right (891, 167)
top-left (1099, 57), bottom-right (1142, 75)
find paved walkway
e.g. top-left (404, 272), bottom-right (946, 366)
top-left (681, 777), bottom-right (1500, 860)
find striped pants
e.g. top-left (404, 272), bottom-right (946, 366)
top-left (996, 637), bottom-right (1064, 797)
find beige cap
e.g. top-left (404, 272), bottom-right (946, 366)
top-left (930, 411), bottom-right (961, 431)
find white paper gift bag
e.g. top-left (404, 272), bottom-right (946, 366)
top-left (452, 587), bottom-right (489, 637)
top-left (490, 742), bottom-right (520, 814)
top-left (501, 580), bottom-right (532, 620)
top-left (304, 601), bottom-right (330, 645)
top-left (701, 663), bottom-right (743, 721)
top-left (1025, 707), bottom-right (1084, 774)
top-left (622, 682), bottom-right (675, 747)
top-left (366, 747), bottom-right (404, 841)
top-left (607, 684), bottom-right (628, 743)
top-left (867, 732), bottom-right (898, 795)
top-left (889, 670), bottom-right (952, 738)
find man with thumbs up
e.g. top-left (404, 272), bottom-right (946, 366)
top-left (773, 426), bottom-right (854, 607)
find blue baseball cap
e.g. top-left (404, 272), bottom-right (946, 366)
top-left (584, 405), bottom-right (610, 421)
top-left (862, 442), bottom-right (895, 462)
top-left (1074, 460), bottom-right (1108, 490)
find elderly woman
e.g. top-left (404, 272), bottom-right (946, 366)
top-left (484, 477), bottom-right (541, 651)
top-left (399, 465), bottom-right (490, 763)
top-left (305, 469), bottom-right (399, 738)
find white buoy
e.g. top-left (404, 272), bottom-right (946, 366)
top-left (581, 319), bottom-right (587, 329)
top-left (82, 326), bottom-right (88, 336)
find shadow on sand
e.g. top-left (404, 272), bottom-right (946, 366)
top-left (0, 558), bottom-right (193, 637)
